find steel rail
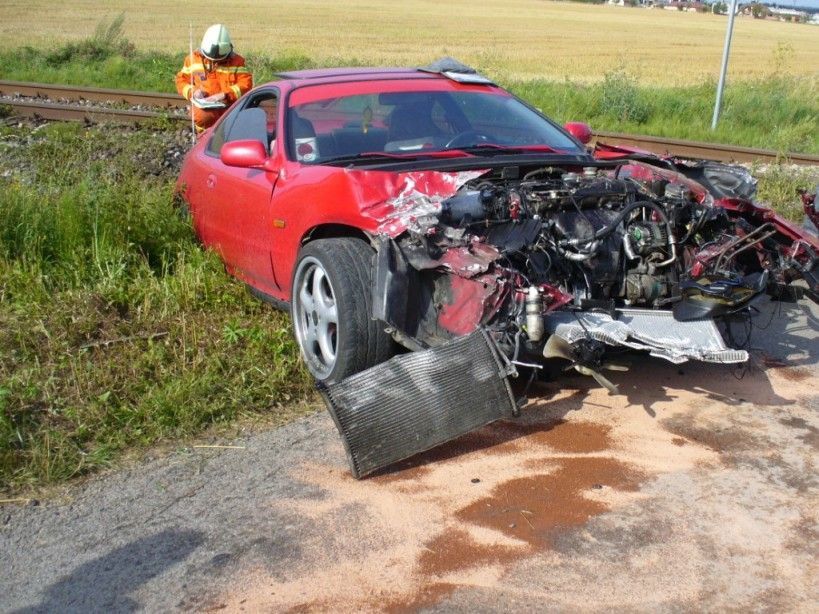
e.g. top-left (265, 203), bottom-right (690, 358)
top-left (2, 100), bottom-right (185, 124)
top-left (1, 81), bottom-right (817, 166)
top-left (0, 79), bottom-right (184, 108)
top-left (590, 130), bottom-right (819, 166)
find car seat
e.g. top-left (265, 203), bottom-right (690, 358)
top-left (386, 102), bottom-right (442, 143)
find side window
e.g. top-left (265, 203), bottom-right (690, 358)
top-left (206, 89), bottom-right (279, 156)
top-left (244, 91), bottom-right (280, 152)
top-left (206, 110), bottom-right (238, 156)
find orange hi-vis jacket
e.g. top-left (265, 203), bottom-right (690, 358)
top-left (175, 50), bottom-right (253, 129)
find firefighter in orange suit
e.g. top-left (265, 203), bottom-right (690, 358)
top-left (175, 24), bottom-right (253, 131)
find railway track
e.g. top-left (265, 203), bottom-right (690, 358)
top-left (590, 131), bottom-right (819, 166)
top-left (0, 80), bottom-right (183, 109)
top-left (1, 80), bottom-right (817, 166)
top-left (0, 80), bottom-right (185, 124)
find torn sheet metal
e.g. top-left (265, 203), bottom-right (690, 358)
top-left (318, 329), bottom-right (517, 479)
top-left (437, 272), bottom-right (509, 336)
top-left (544, 309), bottom-right (748, 364)
top-left (354, 169), bottom-right (488, 236)
top-left (372, 236), bottom-right (508, 339)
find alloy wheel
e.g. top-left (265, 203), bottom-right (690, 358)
top-left (292, 256), bottom-right (339, 380)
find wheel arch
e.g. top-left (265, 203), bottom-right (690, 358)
top-left (300, 223), bottom-right (374, 248)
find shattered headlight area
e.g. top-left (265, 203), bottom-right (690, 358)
top-left (327, 160), bottom-right (819, 477)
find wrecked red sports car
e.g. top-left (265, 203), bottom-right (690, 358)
top-left (177, 60), bottom-right (818, 477)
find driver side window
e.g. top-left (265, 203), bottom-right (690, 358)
top-left (206, 89), bottom-right (280, 156)
top-left (244, 91), bottom-right (279, 152)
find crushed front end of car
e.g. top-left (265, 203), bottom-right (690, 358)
top-left (322, 157), bottom-right (818, 477)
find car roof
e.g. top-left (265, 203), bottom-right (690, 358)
top-left (276, 67), bottom-right (421, 80)
top-left (271, 58), bottom-right (500, 91)
top-left (273, 67), bottom-right (449, 88)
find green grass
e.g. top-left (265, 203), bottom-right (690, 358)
top-left (0, 41), bottom-right (816, 154)
top-left (0, 122), bottom-right (313, 493)
top-left (755, 164), bottom-right (819, 221)
top-left (508, 70), bottom-right (818, 154)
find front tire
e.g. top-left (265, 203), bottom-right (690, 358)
top-left (291, 238), bottom-right (393, 382)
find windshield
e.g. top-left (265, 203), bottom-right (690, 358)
top-left (286, 90), bottom-right (583, 164)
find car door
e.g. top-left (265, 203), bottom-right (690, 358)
top-left (200, 89), bottom-right (281, 288)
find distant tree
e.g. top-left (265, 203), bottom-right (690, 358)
top-left (750, 2), bottom-right (769, 18)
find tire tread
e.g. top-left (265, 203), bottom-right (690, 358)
top-left (293, 238), bottom-right (393, 382)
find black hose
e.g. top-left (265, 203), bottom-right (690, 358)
top-left (565, 200), bottom-right (672, 247)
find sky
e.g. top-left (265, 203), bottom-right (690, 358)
top-left (761, 0), bottom-right (819, 8)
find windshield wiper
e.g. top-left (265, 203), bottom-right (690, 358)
top-left (319, 152), bottom-right (415, 165)
top-left (446, 143), bottom-right (563, 155)
top-left (319, 149), bottom-right (474, 165)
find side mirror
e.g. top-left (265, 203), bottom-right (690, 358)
top-left (564, 122), bottom-right (593, 145)
top-left (220, 140), bottom-right (269, 168)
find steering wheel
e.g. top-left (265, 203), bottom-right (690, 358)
top-left (444, 130), bottom-right (494, 149)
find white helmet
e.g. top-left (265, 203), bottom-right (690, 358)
top-left (200, 24), bottom-right (233, 61)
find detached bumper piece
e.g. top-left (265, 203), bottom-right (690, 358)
top-left (545, 308), bottom-right (748, 364)
top-left (318, 329), bottom-right (517, 479)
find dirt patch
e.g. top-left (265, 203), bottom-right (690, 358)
top-left (786, 513), bottom-right (819, 555)
top-left (775, 367), bottom-right (811, 382)
top-left (220, 411), bottom-right (675, 612)
top-left (662, 415), bottom-right (759, 455)
top-left (213, 340), bottom-right (818, 612)
top-left (372, 420), bottom-right (612, 485)
top-left (522, 420), bottom-right (612, 454)
top-left (380, 456), bottom-right (643, 612)
top-left (779, 416), bottom-right (819, 451)
top-left (417, 529), bottom-right (520, 577)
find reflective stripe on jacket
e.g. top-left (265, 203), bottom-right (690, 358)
top-left (174, 50), bottom-right (253, 105)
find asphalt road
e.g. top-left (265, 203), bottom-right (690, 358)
top-left (2, 296), bottom-right (817, 613)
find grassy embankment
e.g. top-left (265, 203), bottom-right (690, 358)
top-left (0, 22), bottom-right (816, 493)
top-left (0, 121), bottom-right (313, 493)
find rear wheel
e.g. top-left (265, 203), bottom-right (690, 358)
top-left (291, 238), bottom-right (393, 382)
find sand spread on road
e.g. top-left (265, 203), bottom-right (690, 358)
top-left (213, 352), bottom-right (817, 612)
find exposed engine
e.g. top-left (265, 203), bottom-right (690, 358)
top-left (446, 168), bottom-right (682, 309)
top-left (373, 161), bottom-right (819, 378)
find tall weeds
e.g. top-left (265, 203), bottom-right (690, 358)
top-left (0, 122), bottom-right (312, 493)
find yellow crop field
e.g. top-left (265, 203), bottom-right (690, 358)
top-left (1, 0), bottom-right (817, 85)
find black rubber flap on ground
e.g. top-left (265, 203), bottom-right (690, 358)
top-left (318, 329), bottom-right (517, 479)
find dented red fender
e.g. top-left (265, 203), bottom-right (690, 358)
top-left (350, 169), bottom-right (489, 236)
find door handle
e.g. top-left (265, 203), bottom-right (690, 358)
top-left (206, 174), bottom-right (217, 189)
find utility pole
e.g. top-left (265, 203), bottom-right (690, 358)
top-left (711, 0), bottom-right (739, 130)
